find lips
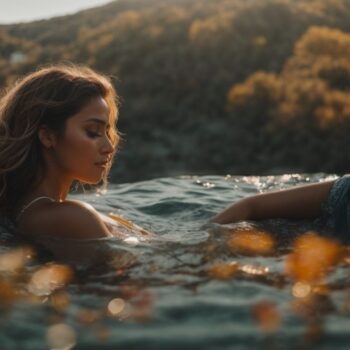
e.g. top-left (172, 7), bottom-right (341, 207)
top-left (95, 160), bottom-right (109, 167)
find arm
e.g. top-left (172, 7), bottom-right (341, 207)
top-left (211, 180), bottom-right (335, 225)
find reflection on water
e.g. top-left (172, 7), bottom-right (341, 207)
top-left (1, 174), bottom-right (349, 350)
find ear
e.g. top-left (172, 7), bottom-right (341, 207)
top-left (38, 125), bottom-right (57, 149)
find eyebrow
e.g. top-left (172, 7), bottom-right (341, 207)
top-left (85, 118), bottom-right (110, 128)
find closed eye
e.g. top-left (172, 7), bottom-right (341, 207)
top-left (86, 130), bottom-right (101, 138)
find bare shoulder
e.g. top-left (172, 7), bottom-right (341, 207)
top-left (20, 200), bottom-right (111, 239)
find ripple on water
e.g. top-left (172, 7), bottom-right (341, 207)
top-left (0, 173), bottom-right (348, 349)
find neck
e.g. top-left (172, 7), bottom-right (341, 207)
top-left (34, 148), bottom-right (78, 201)
top-left (28, 164), bottom-right (73, 203)
top-left (31, 177), bottom-right (72, 202)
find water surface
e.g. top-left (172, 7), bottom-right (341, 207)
top-left (1, 173), bottom-right (349, 350)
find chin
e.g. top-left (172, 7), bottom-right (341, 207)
top-left (78, 175), bottom-right (104, 185)
top-left (76, 169), bottom-right (107, 185)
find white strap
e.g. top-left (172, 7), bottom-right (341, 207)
top-left (16, 196), bottom-right (55, 222)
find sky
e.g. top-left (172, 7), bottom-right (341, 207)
top-left (0, 0), bottom-right (113, 24)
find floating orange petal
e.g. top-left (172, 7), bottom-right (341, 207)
top-left (227, 229), bottom-right (275, 256)
top-left (208, 262), bottom-right (238, 280)
top-left (285, 232), bottom-right (343, 283)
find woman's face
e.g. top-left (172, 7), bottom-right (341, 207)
top-left (49, 96), bottom-right (115, 184)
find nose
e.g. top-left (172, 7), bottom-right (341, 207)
top-left (101, 134), bottom-right (115, 155)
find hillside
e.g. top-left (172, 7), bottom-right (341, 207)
top-left (1, 0), bottom-right (350, 182)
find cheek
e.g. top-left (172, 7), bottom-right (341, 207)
top-left (73, 134), bottom-right (92, 154)
top-left (58, 132), bottom-right (95, 166)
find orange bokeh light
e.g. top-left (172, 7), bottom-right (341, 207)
top-left (285, 232), bottom-right (343, 283)
top-left (208, 262), bottom-right (238, 280)
top-left (227, 229), bottom-right (275, 256)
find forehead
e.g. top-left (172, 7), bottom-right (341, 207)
top-left (71, 96), bottom-right (109, 123)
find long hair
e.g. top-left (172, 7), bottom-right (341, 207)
top-left (0, 64), bottom-right (119, 218)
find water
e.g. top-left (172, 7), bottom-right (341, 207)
top-left (1, 173), bottom-right (349, 350)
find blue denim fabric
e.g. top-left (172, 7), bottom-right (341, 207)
top-left (322, 175), bottom-right (350, 243)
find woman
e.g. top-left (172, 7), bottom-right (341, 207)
top-left (0, 64), bottom-right (150, 246)
top-left (212, 175), bottom-right (350, 242)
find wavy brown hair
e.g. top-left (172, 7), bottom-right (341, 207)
top-left (0, 64), bottom-right (119, 218)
